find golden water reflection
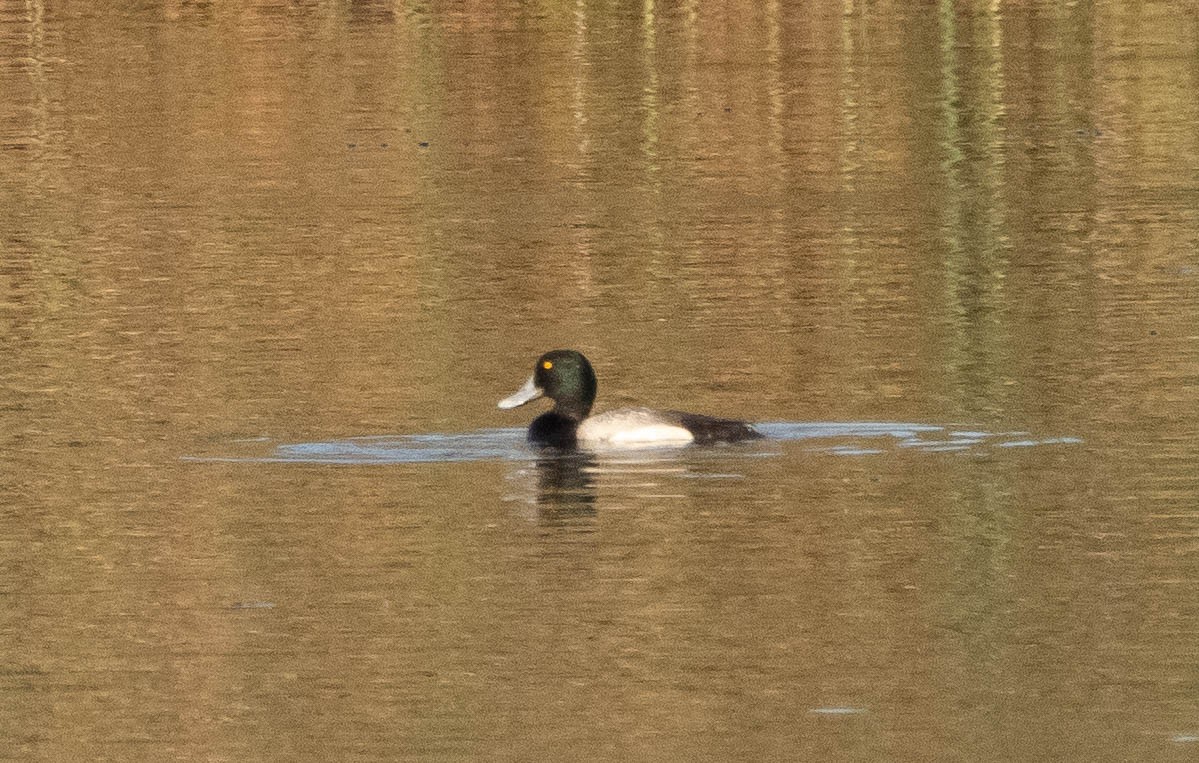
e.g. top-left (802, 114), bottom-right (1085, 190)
top-left (1, 0), bottom-right (1198, 758)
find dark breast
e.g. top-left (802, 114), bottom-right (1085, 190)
top-left (528, 411), bottom-right (580, 449)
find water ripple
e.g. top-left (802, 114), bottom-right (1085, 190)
top-left (184, 422), bottom-right (1080, 465)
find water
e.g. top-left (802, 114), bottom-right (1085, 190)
top-left (186, 423), bottom-right (1079, 464)
top-left (2, 0), bottom-right (1199, 759)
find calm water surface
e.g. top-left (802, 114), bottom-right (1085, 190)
top-left (2, 1), bottom-right (1199, 759)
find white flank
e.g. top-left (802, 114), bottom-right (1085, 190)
top-left (576, 408), bottom-right (694, 447)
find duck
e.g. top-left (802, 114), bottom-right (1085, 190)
top-left (498, 349), bottom-right (763, 449)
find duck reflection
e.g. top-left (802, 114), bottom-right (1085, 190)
top-left (531, 452), bottom-right (597, 522)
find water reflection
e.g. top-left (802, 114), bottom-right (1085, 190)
top-left (530, 452), bottom-right (597, 523)
top-left (2, 1), bottom-right (1197, 760)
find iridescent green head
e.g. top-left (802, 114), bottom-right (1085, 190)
top-left (498, 349), bottom-right (598, 420)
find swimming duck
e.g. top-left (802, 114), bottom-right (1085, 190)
top-left (498, 349), bottom-right (762, 449)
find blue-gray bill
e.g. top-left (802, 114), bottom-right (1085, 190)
top-left (498, 375), bottom-right (542, 409)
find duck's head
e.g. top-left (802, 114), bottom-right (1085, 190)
top-left (498, 349), bottom-right (598, 420)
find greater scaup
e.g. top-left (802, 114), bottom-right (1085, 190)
top-left (498, 349), bottom-right (762, 449)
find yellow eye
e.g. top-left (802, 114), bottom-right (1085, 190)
top-left (542, 360), bottom-right (553, 370)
